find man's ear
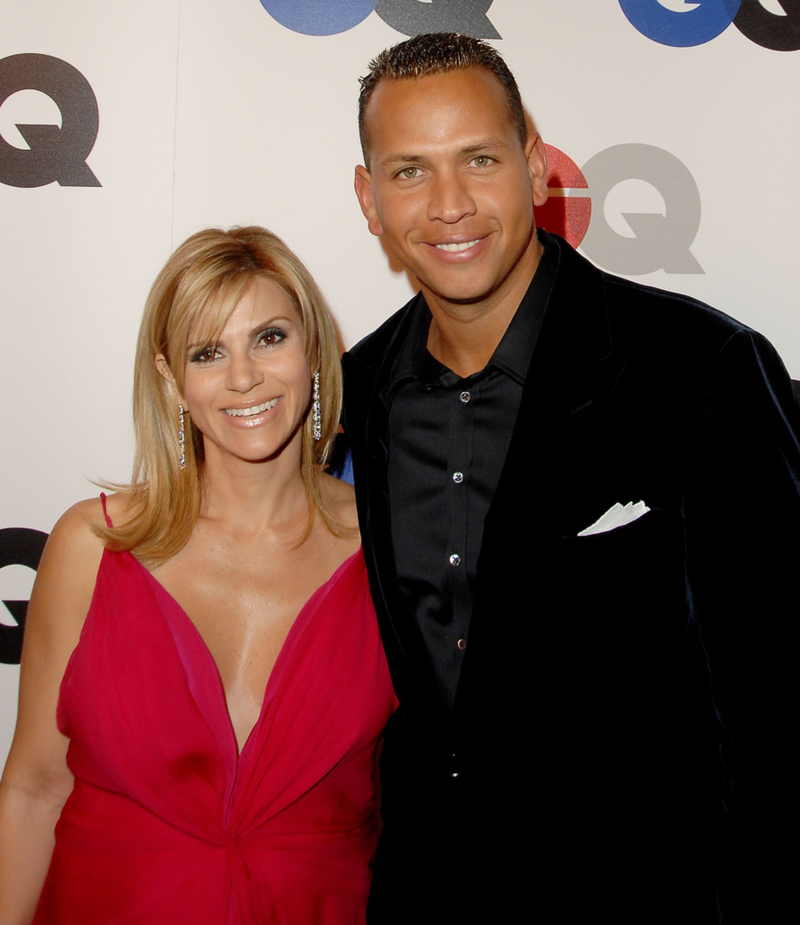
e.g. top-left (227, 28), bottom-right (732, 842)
top-left (526, 133), bottom-right (549, 208)
top-left (354, 165), bottom-right (383, 237)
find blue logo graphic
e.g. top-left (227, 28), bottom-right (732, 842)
top-left (259, 0), bottom-right (378, 36)
top-left (618, 0), bottom-right (742, 47)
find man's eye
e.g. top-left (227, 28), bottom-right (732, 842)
top-left (399, 166), bottom-right (420, 179)
top-left (472, 156), bottom-right (493, 168)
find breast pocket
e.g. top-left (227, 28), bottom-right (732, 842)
top-left (555, 504), bottom-right (687, 613)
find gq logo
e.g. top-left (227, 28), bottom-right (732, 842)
top-left (619, 0), bottom-right (800, 50)
top-left (539, 143), bottom-right (703, 276)
top-left (0, 528), bottom-right (48, 664)
top-left (258, 0), bottom-right (499, 37)
top-left (0, 53), bottom-right (101, 188)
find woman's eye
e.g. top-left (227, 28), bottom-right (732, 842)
top-left (258, 328), bottom-right (286, 347)
top-left (190, 346), bottom-right (220, 363)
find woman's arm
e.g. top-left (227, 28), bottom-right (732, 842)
top-left (0, 501), bottom-right (105, 925)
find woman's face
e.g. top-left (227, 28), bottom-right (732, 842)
top-left (174, 276), bottom-right (312, 468)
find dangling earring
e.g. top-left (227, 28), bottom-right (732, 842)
top-left (312, 372), bottom-right (321, 442)
top-left (178, 404), bottom-right (186, 470)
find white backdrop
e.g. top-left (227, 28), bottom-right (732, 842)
top-left (2, 0), bottom-right (799, 763)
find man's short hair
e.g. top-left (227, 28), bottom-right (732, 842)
top-left (358, 32), bottom-right (527, 166)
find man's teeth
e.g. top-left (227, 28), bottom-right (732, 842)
top-left (435, 239), bottom-right (480, 252)
top-left (224, 399), bottom-right (278, 417)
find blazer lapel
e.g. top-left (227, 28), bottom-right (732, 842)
top-left (488, 237), bottom-right (626, 545)
top-left (345, 305), bottom-right (445, 719)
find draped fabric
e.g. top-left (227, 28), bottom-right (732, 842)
top-left (35, 545), bottom-right (396, 924)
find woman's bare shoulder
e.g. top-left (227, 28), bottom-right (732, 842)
top-left (73, 491), bottom-right (137, 531)
top-left (43, 491), bottom-right (135, 575)
top-left (35, 499), bottom-right (107, 599)
top-left (48, 498), bottom-right (103, 545)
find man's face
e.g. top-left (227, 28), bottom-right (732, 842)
top-left (355, 67), bottom-right (547, 316)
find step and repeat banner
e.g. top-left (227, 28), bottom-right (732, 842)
top-left (2, 0), bottom-right (799, 762)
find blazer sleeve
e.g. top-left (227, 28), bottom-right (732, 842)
top-left (684, 327), bottom-right (800, 920)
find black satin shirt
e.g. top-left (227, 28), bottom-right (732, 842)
top-left (386, 239), bottom-right (557, 709)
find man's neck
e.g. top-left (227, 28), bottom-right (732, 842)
top-left (425, 300), bottom-right (516, 378)
top-left (424, 239), bottom-right (542, 379)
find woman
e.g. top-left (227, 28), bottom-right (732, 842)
top-left (0, 227), bottom-right (396, 924)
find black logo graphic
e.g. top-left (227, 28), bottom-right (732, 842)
top-left (375, 0), bottom-right (500, 39)
top-left (734, 0), bottom-right (800, 52)
top-left (0, 528), bottom-right (49, 664)
top-left (0, 53), bottom-right (101, 188)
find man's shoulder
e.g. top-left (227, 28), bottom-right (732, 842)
top-left (345, 292), bottom-right (422, 371)
top-left (550, 232), bottom-right (749, 336)
top-left (607, 271), bottom-right (749, 336)
top-left (547, 231), bottom-right (758, 357)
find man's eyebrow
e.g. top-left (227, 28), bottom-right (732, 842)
top-left (378, 153), bottom-right (431, 171)
top-left (458, 140), bottom-right (510, 156)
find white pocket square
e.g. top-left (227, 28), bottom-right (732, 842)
top-left (577, 501), bottom-right (651, 537)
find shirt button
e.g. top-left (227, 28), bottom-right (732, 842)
top-left (449, 554), bottom-right (461, 566)
top-left (452, 471), bottom-right (464, 484)
top-left (457, 638), bottom-right (467, 650)
top-left (459, 390), bottom-right (471, 403)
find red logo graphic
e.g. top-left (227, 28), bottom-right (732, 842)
top-left (536, 145), bottom-right (591, 248)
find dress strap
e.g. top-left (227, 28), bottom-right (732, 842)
top-left (99, 492), bottom-right (114, 528)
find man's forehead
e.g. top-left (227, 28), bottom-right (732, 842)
top-left (363, 68), bottom-right (516, 157)
top-left (366, 66), bottom-right (505, 111)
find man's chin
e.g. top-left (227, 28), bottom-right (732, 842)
top-left (419, 281), bottom-right (501, 310)
top-left (441, 292), bottom-right (495, 306)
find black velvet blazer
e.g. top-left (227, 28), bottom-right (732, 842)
top-left (342, 233), bottom-right (800, 924)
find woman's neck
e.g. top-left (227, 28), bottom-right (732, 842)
top-left (198, 442), bottom-right (311, 541)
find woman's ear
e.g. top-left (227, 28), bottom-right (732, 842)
top-left (155, 354), bottom-right (177, 389)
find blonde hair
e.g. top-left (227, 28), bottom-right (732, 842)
top-left (102, 226), bottom-right (343, 567)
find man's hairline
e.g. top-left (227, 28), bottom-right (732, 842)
top-left (359, 64), bottom-right (527, 172)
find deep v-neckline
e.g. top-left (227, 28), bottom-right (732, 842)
top-left (134, 550), bottom-right (361, 758)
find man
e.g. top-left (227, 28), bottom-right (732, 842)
top-left (343, 32), bottom-right (798, 923)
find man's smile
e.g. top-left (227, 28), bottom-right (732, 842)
top-left (434, 238), bottom-right (482, 253)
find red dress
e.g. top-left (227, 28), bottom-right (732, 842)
top-left (34, 522), bottom-right (396, 924)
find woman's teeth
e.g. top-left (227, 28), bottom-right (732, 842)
top-left (224, 398), bottom-right (278, 417)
